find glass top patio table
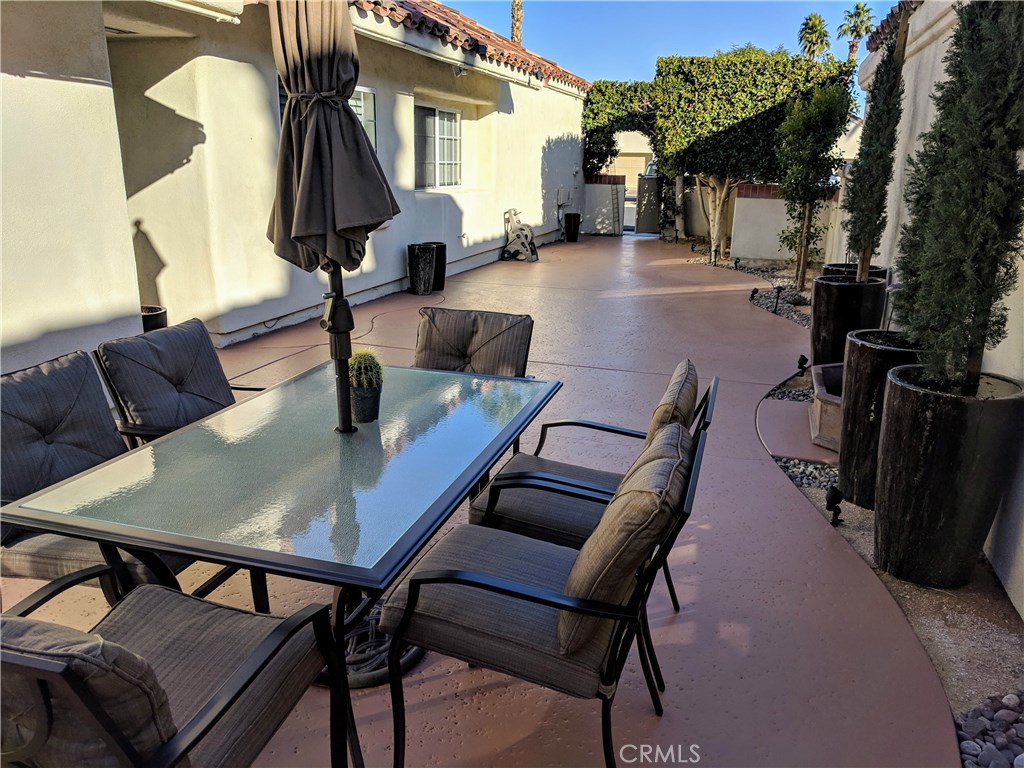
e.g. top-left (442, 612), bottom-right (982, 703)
top-left (2, 364), bottom-right (560, 593)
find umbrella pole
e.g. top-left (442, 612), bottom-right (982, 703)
top-left (321, 266), bottom-right (357, 434)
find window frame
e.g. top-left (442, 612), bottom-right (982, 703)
top-left (350, 86), bottom-right (377, 150)
top-left (414, 103), bottom-right (462, 191)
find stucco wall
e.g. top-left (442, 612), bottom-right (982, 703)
top-left (860, 1), bottom-right (1024, 617)
top-left (729, 197), bottom-right (835, 264)
top-left (106, 2), bottom-right (318, 342)
top-left (1, 1), bottom-right (142, 373)
top-left (352, 34), bottom-right (584, 293)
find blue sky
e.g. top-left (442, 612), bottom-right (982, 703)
top-left (443, 1), bottom-right (889, 102)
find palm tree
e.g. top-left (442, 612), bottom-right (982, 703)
top-left (511, 0), bottom-right (523, 44)
top-left (799, 13), bottom-right (830, 60)
top-left (837, 3), bottom-right (875, 63)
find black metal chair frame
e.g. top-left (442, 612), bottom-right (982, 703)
top-left (386, 425), bottom-right (710, 768)
top-left (1, 563), bottom-right (346, 768)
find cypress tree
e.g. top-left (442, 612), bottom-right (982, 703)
top-left (841, 37), bottom-right (904, 282)
top-left (893, 0), bottom-right (1024, 394)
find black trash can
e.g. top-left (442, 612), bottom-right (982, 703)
top-left (407, 244), bottom-right (435, 295)
top-left (423, 241), bottom-right (447, 291)
top-left (564, 213), bottom-right (581, 242)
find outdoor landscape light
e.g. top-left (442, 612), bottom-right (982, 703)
top-left (773, 284), bottom-right (784, 313)
top-left (797, 354), bottom-right (809, 373)
top-left (750, 287), bottom-right (759, 300)
top-left (826, 485), bottom-right (844, 527)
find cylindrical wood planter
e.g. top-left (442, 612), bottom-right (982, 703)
top-left (822, 263), bottom-right (889, 280)
top-left (874, 366), bottom-right (1024, 588)
top-left (407, 244), bottom-right (435, 295)
top-left (837, 330), bottom-right (920, 509)
top-left (351, 386), bottom-right (382, 423)
top-left (810, 276), bottom-right (887, 365)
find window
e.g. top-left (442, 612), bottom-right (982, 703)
top-left (350, 88), bottom-right (376, 150)
top-left (278, 81), bottom-right (376, 149)
top-left (415, 105), bottom-right (461, 189)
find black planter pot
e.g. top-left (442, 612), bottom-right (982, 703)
top-left (564, 212), bottom-right (581, 242)
top-left (351, 386), bottom-right (382, 424)
top-left (874, 366), bottom-right (1024, 588)
top-left (837, 330), bottom-right (920, 509)
top-left (810, 275), bottom-right (887, 365)
top-left (423, 241), bottom-right (447, 291)
top-left (141, 305), bottom-right (168, 333)
top-left (822, 263), bottom-right (889, 280)
top-left (407, 244), bottom-right (435, 295)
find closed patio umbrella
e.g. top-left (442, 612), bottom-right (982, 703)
top-left (267, 0), bottom-right (400, 433)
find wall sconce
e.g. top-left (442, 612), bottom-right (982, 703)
top-left (452, 65), bottom-right (468, 78)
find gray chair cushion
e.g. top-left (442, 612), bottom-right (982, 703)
top-left (96, 318), bottom-right (234, 431)
top-left (467, 452), bottom-right (616, 547)
top-left (94, 585), bottom-right (323, 768)
top-left (645, 359), bottom-right (699, 444)
top-left (1, 351), bottom-right (127, 504)
top-left (0, 615), bottom-right (179, 768)
top-left (560, 423), bottom-right (693, 654)
top-left (381, 525), bottom-right (614, 698)
top-left (0, 531), bottom-right (193, 586)
top-left (413, 307), bottom-right (534, 378)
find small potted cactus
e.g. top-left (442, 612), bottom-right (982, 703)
top-left (349, 350), bottom-right (384, 423)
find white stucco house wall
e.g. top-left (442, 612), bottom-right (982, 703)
top-left (859, 0), bottom-right (1024, 617)
top-left (1, 0), bottom-right (587, 371)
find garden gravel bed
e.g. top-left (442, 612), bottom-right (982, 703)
top-left (773, 457), bottom-right (837, 489)
top-left (766, 384), bottom-right (814, 402)
top-left (957, 692), bottom-right (1024, 768)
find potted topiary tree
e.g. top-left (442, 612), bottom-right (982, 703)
top-left (349, 349), bottom-right (384, 423)
top-left (874, 0), bottom-right (1024, 588)
top-left (835, 34), bottom-right (920, 509)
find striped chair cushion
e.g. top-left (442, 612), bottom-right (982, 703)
top-left (560, 423), bottom-right (693, 654)
top-left (645, 359), bottom-right (699, 445)
top-left (93, 586), bottom-right (323, 768)
top-left (413, 307), bottom-right (534, 378)
top-left (1, 351), bottom-right (127, 503)
top-left (96, 318), bottom-right (234, 431)
top-left (1, 615), bottom-right (180, 767)
top-left (380, 525), bottom-right (614, 698)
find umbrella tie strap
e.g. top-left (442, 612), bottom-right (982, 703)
top-left (291, 89), bottom-right (348, 120)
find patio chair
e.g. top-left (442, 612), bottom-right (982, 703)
top-left (94, 317), bottom-right (261, 444)
top-left (468, 360), bottom-right (706, 611)
top-left (412, 307), bottom-right (534, 378)
top-left (1, 573), bottom-right (343, 768)
top-left (467, 374), bottom-right (718, 714)
top-left (0, 352), bottom-right (196, 604)
top-left (382, 421), bottom-right (708, 768)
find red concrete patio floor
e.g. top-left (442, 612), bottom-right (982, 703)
top-left (6, 235), bottom-right (959, 767)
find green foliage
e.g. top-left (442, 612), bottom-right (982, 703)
top-left (653, 50), bottom-right (851, 182)
top-left (799, 13), bottom-right (831, 60)
top-left (841, 37), bottom-right (904, 274)
top-left (581, 80), bottom-right (654, 179)
top-left (349, 350), bottom-right (384, 389)
top-left (777, 83), bottom-right (853, 287)
top-left (778, 83), bottom-right (852, 206)
top-left (894, 0), bottom-right (1024, 392)
top-left (837, 3), bottom-right (875, 62)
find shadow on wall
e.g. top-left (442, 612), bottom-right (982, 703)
top-left (107, 39), bottom-right (208, 198)
top-left (0, 315), bottom-right (142, 376)
top-left (132, 219), bottom-right (166, 308)
top-left (541, 134), bottom-right (583, 236)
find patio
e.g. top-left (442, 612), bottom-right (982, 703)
top-left (1, 234), bottom-right (958, 767)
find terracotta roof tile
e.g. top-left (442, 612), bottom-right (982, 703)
top-left (866, 0), bottom-right (923, 53)
top-left (349, 0), bottom-right (589, 91)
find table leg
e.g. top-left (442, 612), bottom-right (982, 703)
top-left (333, 588), bottom-right (375, 768)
